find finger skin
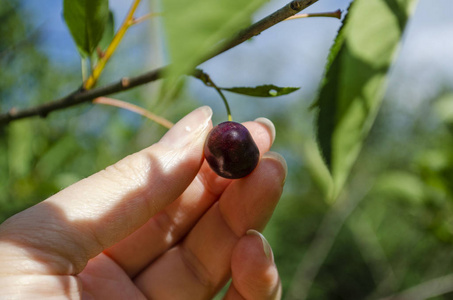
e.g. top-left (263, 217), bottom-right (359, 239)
top-left (0, 106), bottom-right (212, 276)
top-left (103, 120), bottom-right (276, 277)
top-left (224, 287), bottom-right (246, 300)
top-left (134, 152), bottom-right (287, 299)
top-left (224, 233), bottom-right (281, 300)
top-left (78, 253), bottom-right (146, 300)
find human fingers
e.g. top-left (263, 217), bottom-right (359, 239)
top-left (103, 118), bottom-right (276, 277)
top-left (0, 106), bottom-right (212, 276)
top-left (224, 230), bottom-right (281, 300)
top-left (133, 152), bottom-right (287, 299)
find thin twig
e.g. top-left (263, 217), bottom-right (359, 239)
top-left (93, 97), bottom-right (173, 129)
top-left (285, 9), bottom-right (342, 21)
top-left (130, 13), bottom-right (160, 26)
top-left (0, 68), bottom-right (163, 125)
top-left (0, 0), bottom-right (322, 126)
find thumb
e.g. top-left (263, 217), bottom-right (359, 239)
top-left (0, 106), bottom-right (212, 275)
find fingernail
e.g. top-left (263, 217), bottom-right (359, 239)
top-left (254, 117), bottom-right (276, 145)
top-left (262, 151), bottom-right (288, 186)
top-left (159, 106), bottom-right (212, 148)
top-left (247, 229), bottom-right (274, 262)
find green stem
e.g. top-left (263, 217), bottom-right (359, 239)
top-left (81, 57), bottom-right (88, 82)
top-left (84, 0), bottom-right (142, 89)
top-left (89, 56), bottom-right (95, 74)
top-left (214, 86), bottom-right (232, 122)
top-left (193, 69), bottom-right (232, 121)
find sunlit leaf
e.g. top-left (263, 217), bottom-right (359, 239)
top-left (315, 0), bottom-right (419, 197)
top-left (161, 0), bottom-right (268, 77)
top-left (222, 85), bottom-right (300, 97)
top-left (98, 10), bottom-right (115, 51)
top-left (63, 0), bottom-right (110, 57)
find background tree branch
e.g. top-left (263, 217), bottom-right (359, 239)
top-left (0, 0), bottom-right (319, 126)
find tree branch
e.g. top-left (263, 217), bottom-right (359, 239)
top-left (0, 0), bottom-right (320, 126)
top-left (209, 0), bottom-right (319, 58)
top-left (0, 67), bottom-right (164, 125)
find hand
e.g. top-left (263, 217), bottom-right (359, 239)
top-left (0, 106), bottom-right (287, 299)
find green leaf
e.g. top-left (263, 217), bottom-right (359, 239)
top-left (221, 85), bottom-right (300, 97)
top-left (63, 0), bottom-right (110, 57)
top-left (161, 0), bottom-right (268, 77)
top-left (315, 0), bottom-right (419, 198)
top-left (98, 10), bottom-right (115, 51)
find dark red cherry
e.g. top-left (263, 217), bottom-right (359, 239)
top-left (204, 121), bottom-right (260, 179)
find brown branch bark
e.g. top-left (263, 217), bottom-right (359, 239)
top-left (0, 68), bottom-right (163, 125)
top-left (0, 0), bottom-right (319, 126)
top-left (210, 0), bottom-right (319, 58)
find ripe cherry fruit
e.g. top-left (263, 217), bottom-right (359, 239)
top-left (204, 121), bottom-right (260, 179)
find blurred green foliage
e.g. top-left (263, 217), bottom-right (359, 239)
top-left (2, 1), bottom-right (453, 299)
top-left (263, 88), bottom-right (453, 299)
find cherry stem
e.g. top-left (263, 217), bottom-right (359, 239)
top-left (193, 69), bottom-right (232, 121)
top-left (216, 86), bottom-right (233, 122)
top-left (93, 97), bottom-right (174, 129)
top-left (208, 79), bottom-right (232, 121)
